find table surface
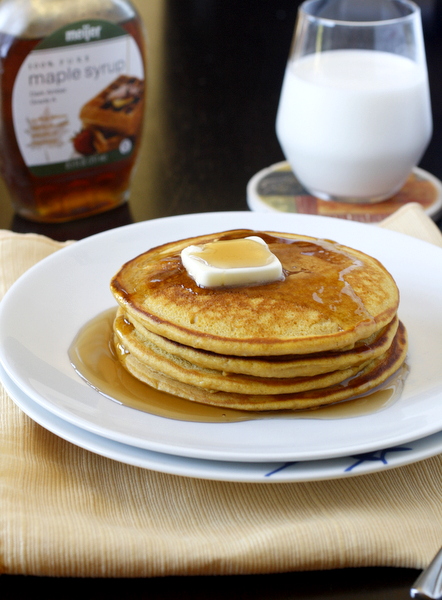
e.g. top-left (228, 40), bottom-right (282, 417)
top-left (2, 0), bottom-right (442, 596)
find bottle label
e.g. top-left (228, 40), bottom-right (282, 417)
top-left (12, 19), bottom-right (145, 176)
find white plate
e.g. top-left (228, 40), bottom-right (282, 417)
top-left (2, 363), bottom-right (442, 483)
top-left (0, 211), bottom-right (441, 463)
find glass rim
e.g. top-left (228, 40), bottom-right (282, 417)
top-left (299, 0), bottom-right (420, 27)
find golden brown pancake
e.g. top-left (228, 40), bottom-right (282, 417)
top-left (121, 308), bottom-right (399, 378)
top-left (110, 229), bottom-right (406, 412)
top-left (113, 310), bottom-right (401, 394)
top-left (110, 230), bottom-right (400, 356)
top-left (114, 321), bottom-right (408, 411)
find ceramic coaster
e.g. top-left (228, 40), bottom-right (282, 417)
top-left (247, 161), bottom-right (442, 223)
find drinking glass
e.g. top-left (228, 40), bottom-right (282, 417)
top-left (275, 0), bottom-right (432, 204)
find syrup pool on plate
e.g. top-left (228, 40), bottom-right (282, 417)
top-left (68, 308), bottom-right (408, 423)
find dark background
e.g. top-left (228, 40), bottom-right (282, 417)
top-left (1, 0), bottom-right (441, 240)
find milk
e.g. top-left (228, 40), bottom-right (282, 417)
top-left (276, 50), bottom-right (432, 200)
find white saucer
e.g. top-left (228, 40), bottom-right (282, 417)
top-left (2, 363), bottom-right (442, 483)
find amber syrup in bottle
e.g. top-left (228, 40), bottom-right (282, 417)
top-left (0, 0), bottom-right (146, 222)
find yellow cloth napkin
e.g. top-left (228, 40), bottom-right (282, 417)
top-left (1, 205), bottom-right (442, 578)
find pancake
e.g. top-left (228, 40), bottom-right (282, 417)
top-left (110, 229), bottom-right (406, 412)
top-left (113, 321), bottom-right (373, 395)
top-left (122, 309), bottom-right (399, 378)
top-left (114, 310), bottom-right (400, 394)
top-left (110, 229), bottom-right (399, 356)
top-left (114, 321), bottom-right (408, 411)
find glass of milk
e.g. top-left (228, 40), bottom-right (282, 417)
top-left (275, 0), bottom-right (432, 204)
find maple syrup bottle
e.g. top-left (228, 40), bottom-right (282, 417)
top-left (0, 0), bottom-right (146, 222)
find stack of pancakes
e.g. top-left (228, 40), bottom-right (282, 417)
top-left (109, 229), bottom-right (407, 412)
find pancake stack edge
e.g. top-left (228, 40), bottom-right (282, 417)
top-left (109, 229), bottom-right (408, 411)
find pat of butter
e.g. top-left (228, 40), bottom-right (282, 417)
top-left (181, 236), bottom-right (283, 288)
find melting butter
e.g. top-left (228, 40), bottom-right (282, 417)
top-left (180, 236), bottom-right (283, 288)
